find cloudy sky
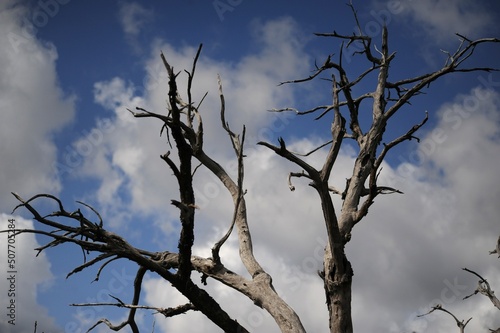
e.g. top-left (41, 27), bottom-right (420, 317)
top-left (1, 0), bottom-right (500, 332)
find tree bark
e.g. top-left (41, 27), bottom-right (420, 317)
top-left (324, 246), bottom-right (353, 333)
top-left (6, 11), bottom-right (500, 332)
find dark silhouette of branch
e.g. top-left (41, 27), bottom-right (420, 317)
top-left (4, 4), bottom-right (499, 331)
top-left (260, 3), bottom-right (499, 330)
top-left (81, 267), bottom-right (146, 333)
top-left (463, 267), bottom-right (500, 310)
top-left (417, 304), bottom-right (472, 333)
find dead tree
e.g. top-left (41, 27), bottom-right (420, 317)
top-left (7, 45), bottom-right (305, 333)
top-left (417, 237), bottom-right (500, 333)
top-left (3, 4), bottom-right (500, 333)
top-left (259, 3), bottom-right (499, 331)
top-left (462, 246), bottom-right (500, 332)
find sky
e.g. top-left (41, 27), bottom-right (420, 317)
top-left (0, 0), bottom-right (500, 332)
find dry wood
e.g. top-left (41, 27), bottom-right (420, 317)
top-left (3, 3), bottom-right (499, 332)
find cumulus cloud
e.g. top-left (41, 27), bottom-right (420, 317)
top-left (74, 17), bottom-right (310, 233)
top-left (0, 2), bottom-right (75, 212)
top-left (136, 80), bottom-right (500, 332)
top-left (346, 86), bottom-right (500, 332)
top-left (0, 215), bottom-right (58, 333)
top-left (394, 0), bottom-right (493, 42)
top-left (143, 86), bottom-right (500, 332)
top-left (0, 3), bottom-right (76, 332)
top-left (1, 0), bottom-right (498, 331)
top-left (16, 4), bottom-right (497, 331)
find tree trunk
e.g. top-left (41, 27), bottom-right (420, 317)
top-left (324, 244), bottom-right (354, 333)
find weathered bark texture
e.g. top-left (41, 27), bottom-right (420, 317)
top-left (260, 4), bottom-right (499, 331)
top-left (6, 44), bottom-right (306, 333)
top-left (3, 4), bottom-right (500, 332)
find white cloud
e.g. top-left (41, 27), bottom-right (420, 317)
top-left (0, 215), bottom-right (59, 333)
top-left (1, 0), bottom-right (498, 331)
top-left (28, 8), bottom-right (499, 332)
top-left (76, 17), bottom-right (311, 231)
top-left (143, 276), bottom-right (243, 332)
top-left (0, 2), bottom-right (75, 213)
top-left (395, 0), bottom-right (493, 42)
top-left (157, 85), bottom-right (499, 333)
top-left (0, 3), bottom-right (76, 331)
top-left (346, 86), bottom-right (500, 332)
top-left (119, 2), bottom-right (152, 36)
top-left (118, 2), bottom-right (153, 53)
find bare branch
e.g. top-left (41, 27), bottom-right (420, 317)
top-left (463, 267), bottom-right (500, 310)
top-left (269, 105), bottom-right (332, 116)
top-left (218, 74), bottom-right (242, 156)
top-left (72, 302), bottom-right (197, 317)
top-left (158, 303), bottom-right (197, 317)
top-left (76, 200), bottom-right (104, 227)
top-left (83, 267), bottom-right (146, 332)
top-left (385, 38), bottom-right (500, 120)
top-left (320, 76), bottom-right (346, 182)
top-left (315, 0), bottom-right (382, 66)
top-left (417, 304), bottom-right (472, 333)
top-left (258, 138), bottom-right (320, 182)
top-left (375, 111), bottom-right (429, 169)
top-left (212, 97), bottom-right (246, 264)
top-left (66, 253), bottom-right (117, 280)
top-left (160, 150), bottom-right (181, 180)
top-left (8, 16), bottom-right (497, 333)
top-left (293, 139), bottom-right (334, 157)
top-left (278, 54), bottom-right (336, 86)
top-left (127, 266), bottom-right (147, 332)
top-left (186, 44), bottom-right (203, 128)
top-left (85, 318), bottom-right (128, 333)
top-left (376, 186), bottom-right (403, 195)
top-left (11, 194), bottom-right (247, 333)
top-left (287, 171), bottom-right (310, 191)
top-left (489, 235), bottom-right (500, 257)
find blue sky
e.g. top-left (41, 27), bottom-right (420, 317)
top-left (1, 1), bottom-right (500, 332)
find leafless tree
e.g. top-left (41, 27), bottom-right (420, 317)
top-left (3, 4), bottom-right (500, 333)
top-left (461, 248), bottom-right (500, 332)
top-left (417, 237), bottom-right (500, 333)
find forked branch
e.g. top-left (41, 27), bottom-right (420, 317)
top-left (463, 267), bottom-right (500, 310)
top-left (417, 304), bottom-right (472, 333)
top-left (211, 75), bottom-right (247, 264)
